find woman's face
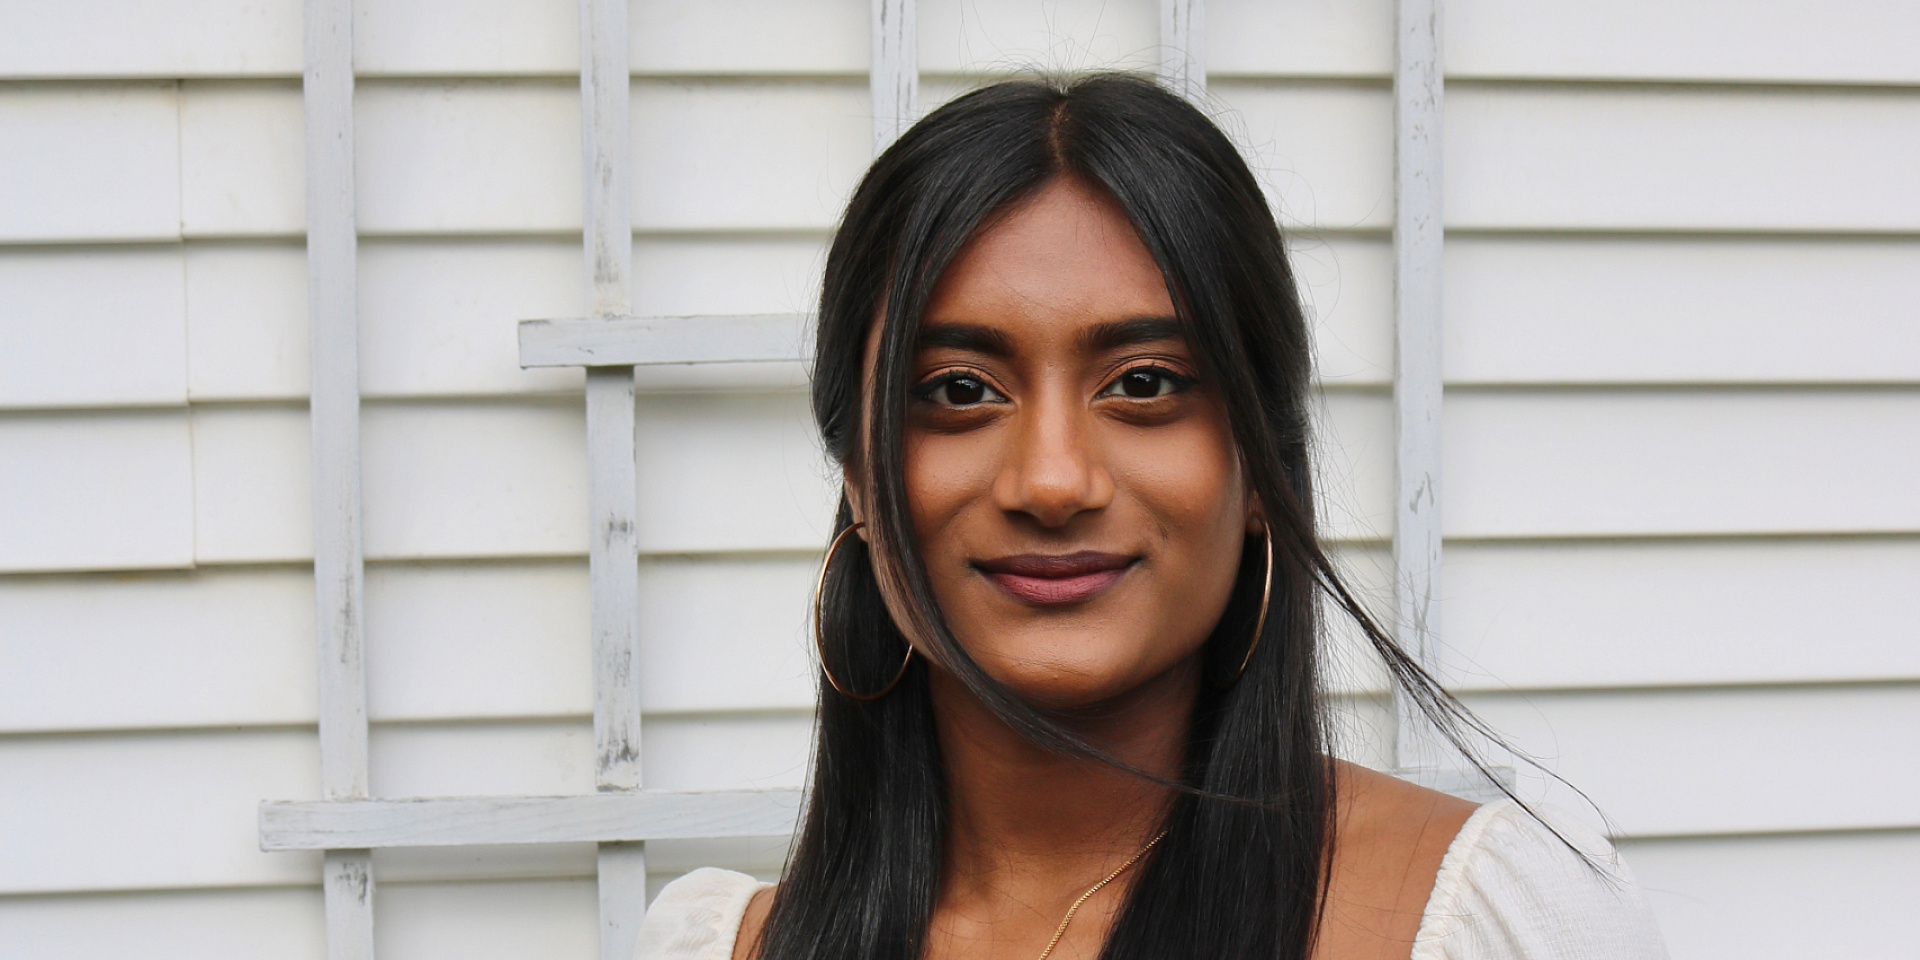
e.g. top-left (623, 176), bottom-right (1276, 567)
top-left (855, 176), bottom-right (1254, 709)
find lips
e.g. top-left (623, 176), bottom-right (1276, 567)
top-left (974, 552), bottom-right (1137, 606)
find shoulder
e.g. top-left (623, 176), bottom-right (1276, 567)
top-left (1412, 800), bottom-right (1669, 960)
top-left (1319, 763), bottom-right (1480, 956)
top-left (634, 867), bottom-right (773, 960)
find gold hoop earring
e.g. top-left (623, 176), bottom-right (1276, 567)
top-left (813, 521), bottom-right (914, 701)
top-left (1224, 525), bottom-right (1274, 687)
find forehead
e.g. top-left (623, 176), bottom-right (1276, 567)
top-left (921, 177), bottom-right (1176, 340)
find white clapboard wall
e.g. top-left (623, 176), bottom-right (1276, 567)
top-left (2, 1), bottom-right (1917, 959)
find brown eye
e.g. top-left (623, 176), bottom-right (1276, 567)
top-left (1102, 367), bottom-right (1190, 400)
top-left (918, 374), bottom-right (1005, 407)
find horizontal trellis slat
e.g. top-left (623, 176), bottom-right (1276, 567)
top-left (518, 313), bottom-right (809, 368)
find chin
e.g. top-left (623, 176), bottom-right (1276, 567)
top-left (976, 648), bottom-right (1163, 712)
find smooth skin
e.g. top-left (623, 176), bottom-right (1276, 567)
top-left (736, 177), bottom-right (1475, 960)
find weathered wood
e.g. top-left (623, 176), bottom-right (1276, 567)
top-left (1159, 0), bottom-right (1206, 105)
top-left (260, 790), bottom-right (806, 850)
top-left (870, 0), bottom-right (916, 151)
top-left (587, 366), bottom-right (642, 795)
top-left (306, 0), bottom-right (373, 956)
top-left (305, 0), bottom-right (365, 808)
top-left (519, 313), bottom-right (811, 368)
top-left (322, 851), bottom-right (375, 960)
top-left (580, 0), bottom-right (647, 950)
top-left (598, 843), bottom-right (649, 960)
top-left (1392, 0), bottom-right (1445, 771)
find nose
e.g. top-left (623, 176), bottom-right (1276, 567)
top-left (991, 393), bottom-right (1114, 528)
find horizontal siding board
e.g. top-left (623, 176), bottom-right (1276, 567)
top-left (185, 242), bottom-right (310, 400)
top-left (632, 79), bottom-right (869, 231)
top-left (0, 888), bottom-right (323, 960)
top-left (918, 0), bottom-right (1157, 76)
top-left (1194, 81), bottom-right (1394, 231)
top-left (1444, 390), bottom-right (1920, 538)
top-left (355, 0), bottom-right (578, 77)
top-left (1446, 236), bottom-right (1920, 385)
top-left (367, 561), bottom-right (592, 722)
top-left (1447, 85), bottom-right (1920, 232)
top-left (0, 0), bottom-right (301, 79)
top-left (0, 569), bottom-right (315, 734)
top-left (191, 406), bottom-right (313, 563)
top-left (637, 556), bottom-right (816, 712)
top-left (631, 391), bottom-right (836, 553)
top-left (639, 712), bottom-right (813, 792)
top-left (0, 728), bottom-right (323, 893)
top-left (0, 246), bottom-right (187, 408)
top-left (1311, 390), bottom-right (1392, 543)
top-left (1207, 0), bottom-right (1392, 78)
top-left (633, 0), bottom-right (867, 75)
top-left (630, 234), bottom-right (828, 318)
top-left (376, 879), bottom-right (598, 960)
top-left (1620, 829), bottom-right (1920, 960)
top-left (362, 400), bottom-right (587, 559)
top-left (0, 715), bottom-right (809, 894)
top-left (1294, 235), bottom-right (1392, 386)
top-left (355, 80), bottom-right (582, 235)
top-left (179, 81), bottom-right (305, 237)
top-left (360, 239), bottom-right (586, 397)
top-left (0, 83), bottom-right (180, 243)
top-left (1443, 538), bottom-right (1920, 690)
top-left (0, 411), bottom-right (194, 572)
top-left (1322, 544), bottom-right (1395, 695)
top-left (1466, 684), bottom-right (1920, 838)
top-left (370, 720), bottom-right (597, 798)
top-left (1448, 0), bottom-right (1920, 85)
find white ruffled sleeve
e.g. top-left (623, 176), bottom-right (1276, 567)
top-left (634, 867), bottom-right (771, 960)
top-left (1412, 801), bottom-right (1668, 960)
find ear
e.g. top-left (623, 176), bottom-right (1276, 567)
top-left (1245, 494), bottom-right (1268, 537)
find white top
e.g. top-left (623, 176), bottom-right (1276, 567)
top-left (635, 800), bottom-right (1668, 960)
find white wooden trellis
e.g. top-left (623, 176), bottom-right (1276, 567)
top-left (262, 3), bottom-right (1488, 958)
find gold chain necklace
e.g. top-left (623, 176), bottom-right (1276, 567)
top-left (1031, 830), bottom-right (1168, 960)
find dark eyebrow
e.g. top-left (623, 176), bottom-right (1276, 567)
top-left (915, 323), bottom-right (1016, 358)
top-left (1080, 317), bottom-right (1185, 354)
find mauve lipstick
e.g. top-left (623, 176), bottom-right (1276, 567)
top-left (974, 551), bottom-right (1136, 606)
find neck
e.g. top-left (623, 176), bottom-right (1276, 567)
top-left (928, 657), bottom-right (1197, 898)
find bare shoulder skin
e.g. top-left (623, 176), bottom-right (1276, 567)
top-left (1314, 761), bottom-right (1479, 960)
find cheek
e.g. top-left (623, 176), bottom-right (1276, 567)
top-left (1116, 411), bottom-right (1248, 628)
top-left (902, 429), bottom-right (1000, 543)
top-left (1118, 409), bottom-right (1245, 530)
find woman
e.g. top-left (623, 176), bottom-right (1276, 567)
top-left (637, 75), bottom-right (1666, 960)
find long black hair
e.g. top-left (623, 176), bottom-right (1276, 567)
top-left (761, 73), bottom-right (1493, 960)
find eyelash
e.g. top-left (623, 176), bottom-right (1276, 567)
top-left (911, 365), bottom-right (1195, 408)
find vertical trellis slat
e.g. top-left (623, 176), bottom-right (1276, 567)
top-left (304, 0), bottom-right (374, 954)
top-left (1159, 0), bottom-right (1205, 104)
top-left (870, 0), bottom-right (917, 151)
top-left (578, 0), bottom-right (647, 955)
top-left (1391, 0), bottom-right (1445, 771)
